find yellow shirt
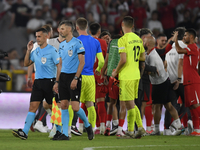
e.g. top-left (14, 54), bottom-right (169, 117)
top-left (118, 32), bottom-right (145, 80)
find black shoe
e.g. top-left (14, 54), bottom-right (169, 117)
top-left (86, 124), bottom-right (94, 140)
top-left (71, 125), bottom-right (82, 136)
top-left (12, 129), bottom-right (28, 140)
top-left (110, 125), bottom-right (118, 136)
top-left (53, 134), bottom-right (69, 141)
top-left (51, 130), bottom-right (62, 140)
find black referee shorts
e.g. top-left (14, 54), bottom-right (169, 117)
top-left (31, 78), bottom-right (55, 104)
top-left (152, 78), bottom-right (171, 104)
top-left (59, 73), bottom-right (82, 102)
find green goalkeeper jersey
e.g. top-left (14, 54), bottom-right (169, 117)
top-left (107, 39), bottom-right (120, 77)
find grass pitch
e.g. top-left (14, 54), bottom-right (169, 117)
top-left (1, 130), bottom-right (200, 150)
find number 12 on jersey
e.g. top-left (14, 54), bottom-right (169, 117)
top-left (133, 46), bottom-right (140, 62)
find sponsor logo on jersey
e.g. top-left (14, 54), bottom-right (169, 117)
top-left (68, 50), bottom-right (73, 56)
top-left (41, 57), bottom-right (46, 64)
top-left (80, 47), bottom-right (84, 50)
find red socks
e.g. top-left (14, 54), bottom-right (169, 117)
top-left (107, 114), bottom-right (112, 122)
top-left (97, 101), bottom-right (107, 124)
top-left (118, 119), bottom-right (125, 127)
top-left (96, 107), bottom-right (100, 127)
top-left (145, 105), bottom-right (153, 127)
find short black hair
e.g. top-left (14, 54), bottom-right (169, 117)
top-left (59, 20), bottom-right (75, 32)
top-left (185, 28), bottom-right (197, 39)
top-left (99, 31), bottom-right (111, 39)
top-left (157, 33), bottom-right (167, 39)
top-left (36, 28), bottom-right (48, 34)
top-left (175, 27), bottom-right (186, 40)
top-left (139, 28), bottom-right (153, 38)
top-left (123, 16), bottom-right (134, 28)
top-left (89, 23), bottom-right (101, 35)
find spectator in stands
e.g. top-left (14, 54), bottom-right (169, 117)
top-left (107, 1), bottom-right (119, 25)
top-left (73, 0), bottom-right (86, 14)
top-left (141, 0), bottom-right (151, 19)
top-left (61, 0), bottom-right (77, 22)
top-left (26, 9), bottom-right (45, 41)
top-left (147, 10), bottom-right (164, 38)
top-left (7, 48), bottom-right (20, 70)
top-left (31, 0), bottom-right (45, 16)
top-left (9, 0), bottom-right (32, 28)
top-left (15, 58), bottom-right (27, 91)
top-left (114, 4), bottom-right (128, 34)
top-left (157, 0), bottom-right (177, 38)
top-left (100, 13), bottom-right (108, 31)
top-left (85, 0), bottom-right (103, 22)
top-left (86, 11), bottom-right (95, 25)
top-left (129, 0), bottom-right (147, 30)
top-left (42, 3), bottom-right (51, 20)
top-left (177, 10), bottom-right (195, 29)
top-left (175, 0), bottom-right (189, 25)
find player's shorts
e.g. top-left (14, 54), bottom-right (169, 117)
top-left (119, 79), bottom-right (139, 101)
top-left (59, 73), bottom-right (82, 102)
top-left (31, 78), bottom-right (55, 104)
top-left (184, 84), bottom-right (200, 107)
top-left (108, 77), bottom-right (119, 100)
top-left (80, 75), bottom-right (95, 103)
top-left (95, 74), bottom-right (108, 99)
top-left (152, 78), bottom-right (171, 104)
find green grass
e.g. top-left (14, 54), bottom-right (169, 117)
top-left (1, 130), bottom-right (200, 150)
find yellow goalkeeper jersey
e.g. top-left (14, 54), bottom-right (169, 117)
top-left (118, 32), bottom-right (145, 80)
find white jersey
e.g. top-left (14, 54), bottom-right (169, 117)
top-left (165, 40), bottom-right (187, 83)
top-left (146, 48), bottom-right (169, 85)
top-left (31, 37), bottom-right (62, 71)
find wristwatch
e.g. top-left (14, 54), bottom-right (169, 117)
top-left (74, 76), bottom-right (79, 80)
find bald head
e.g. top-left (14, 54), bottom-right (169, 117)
top-left (143, 36), bottom-right (155, 52)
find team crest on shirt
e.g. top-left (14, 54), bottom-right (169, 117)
top-left (68, 50), bottom-right (73, 57)
top-left (41, 57), bottom-right (46, 64)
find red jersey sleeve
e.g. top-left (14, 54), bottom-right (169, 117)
top-left (185, 44), bottom-right (198, 56)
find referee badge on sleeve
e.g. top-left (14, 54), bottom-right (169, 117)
top-left (41, 57), bottom-right (46, 64)
top-left (68, 50), bottom-right (73, 57)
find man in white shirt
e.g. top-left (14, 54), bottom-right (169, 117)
top-left (144, 36), bottom-right (182, 136)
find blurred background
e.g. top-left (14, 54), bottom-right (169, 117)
top-left (0, 0), bottom-right (200, 92)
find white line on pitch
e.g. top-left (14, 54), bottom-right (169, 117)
top-left (83, 144), bottom-right (200, 150)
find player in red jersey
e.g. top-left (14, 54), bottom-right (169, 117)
top-left (174, 28), bottom-right (200, 136)
top-left (90, 23), bottom-right (108, 135)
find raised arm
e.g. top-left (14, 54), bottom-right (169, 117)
top-left (24, 41), bottom-right (34, 67)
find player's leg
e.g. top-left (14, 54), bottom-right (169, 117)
top-left (12, 79), bottom-right (45, 140)
top-left (105, 77), bottom-right (119, 136)
top-left (71, 75), bottom-right (93, 140)
top-left (81, 75), bottom-right (96, 132)
top-left (185, 84), bottom-right (200, 136)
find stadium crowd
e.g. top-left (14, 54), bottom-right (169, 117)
top-left (0, 0), bottom-right (199, 140)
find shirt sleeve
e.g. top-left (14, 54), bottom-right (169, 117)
top-left (185, 45), bottom-right (197, 56)
top-left (52, 48), bottom-right (60, 65)
top-left (118, 37), bottom-right (126, 53)
top-left (77, 40), bottom-right (85, 54)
